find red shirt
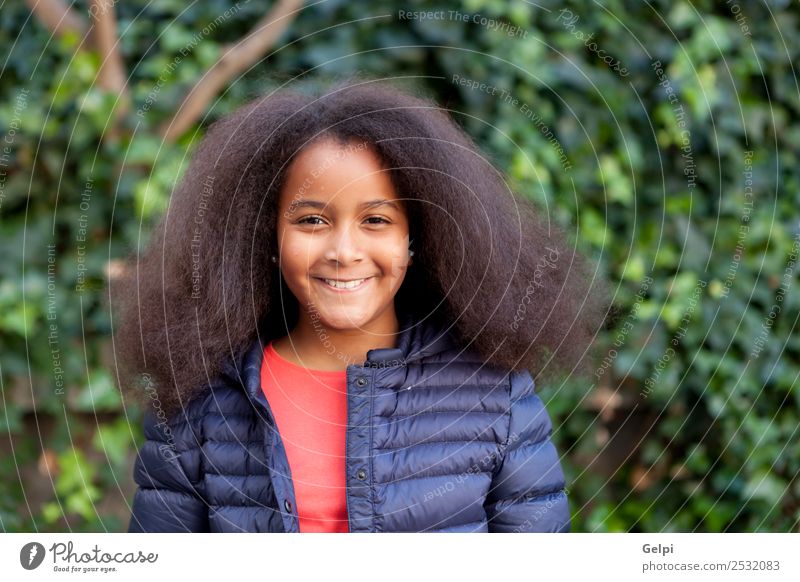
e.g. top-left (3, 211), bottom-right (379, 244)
top-left (260, 342), bottom-right (350, 533)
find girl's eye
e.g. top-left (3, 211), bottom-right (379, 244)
top-left (364, 216), bottom-right (390, 225)
top-left (297, 216), bottom-right (325, 225)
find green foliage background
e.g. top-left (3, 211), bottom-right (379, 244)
top-left (1, 0), bottom-right (798, 532)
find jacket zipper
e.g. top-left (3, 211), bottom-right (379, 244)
top-left (344, 363), bottom-right (355, 530)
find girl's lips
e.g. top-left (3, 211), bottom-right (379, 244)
top-left (314, 276), bottom-right (374, 293)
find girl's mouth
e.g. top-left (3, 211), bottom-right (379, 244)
top-left (314, 276), bottom-right (374, 292)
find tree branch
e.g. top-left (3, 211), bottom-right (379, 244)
top-left (25, 0), bottom-right (87, 39)
top-left (28, 0), bottom-right (131, 141)
top-left (90, 0), bottom-right (127, 96)
top-left (160, 0), bottom-right (305, 142)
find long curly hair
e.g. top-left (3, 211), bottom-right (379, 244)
top-left (112, 76), bottom-right (611, 418)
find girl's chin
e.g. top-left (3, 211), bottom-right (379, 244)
top-left (311, 313), bottom-right (373, 330)
top-left (302, 302), bottom-right (374, 328)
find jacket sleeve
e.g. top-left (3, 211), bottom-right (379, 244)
top-left (128, 396), bottom-right (209, 532)
top-left (484, 369), bottom-right (571, 532)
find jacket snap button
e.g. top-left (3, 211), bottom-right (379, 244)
top-left (356, 376), bottom-right (367, 387)
top-left (284, 499), bottom-right (293, 513)
top-left (356, 469), bottom-right (367, 480)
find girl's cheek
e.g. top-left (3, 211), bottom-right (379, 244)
top-left (387, 252), bottom-right (410, 279)
top-left (282, 244), bottom-right (313, 268)
top-left (277, 249), bottom-right (312, 290)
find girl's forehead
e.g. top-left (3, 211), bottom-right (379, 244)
top-left (290, 138), bottom-right (380, 176)
top-left (280, 139), bottom-right (405, 209)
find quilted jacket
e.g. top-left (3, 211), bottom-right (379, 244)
top-left (128, 310), bottom-right (571, 533)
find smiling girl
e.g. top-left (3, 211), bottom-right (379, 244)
top-left (115, 78), bottom-right (609, 533)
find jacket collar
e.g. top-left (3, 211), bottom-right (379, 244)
top-left (225, 308), bottom-right (458, 403)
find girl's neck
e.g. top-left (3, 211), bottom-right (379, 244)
top-left (272, 307), bottom-right (400, 371)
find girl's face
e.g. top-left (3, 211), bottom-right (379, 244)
top-left (276, 138), bottom-right (412, 332)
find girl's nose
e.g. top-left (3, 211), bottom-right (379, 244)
top-left (323, 222), bottom-right (365, 264)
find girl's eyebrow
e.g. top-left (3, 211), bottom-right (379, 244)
top-left (288, 198), bottom-right (401, 212)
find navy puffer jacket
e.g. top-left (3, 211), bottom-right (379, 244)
top-left (128, 311), bottom-right (571, 532)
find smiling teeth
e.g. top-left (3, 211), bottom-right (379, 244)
top-left (323, 278), bottom-right (366, 289)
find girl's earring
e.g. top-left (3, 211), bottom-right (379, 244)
top-left (271, 255), bottom-right (277, 264)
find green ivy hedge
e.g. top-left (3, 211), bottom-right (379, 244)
top-left (0, 0), bottom-right (797, 531)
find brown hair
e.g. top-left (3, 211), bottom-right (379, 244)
top-left (112, 76), bottom-right (611, 417)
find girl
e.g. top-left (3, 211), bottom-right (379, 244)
top-left (115, 77), bottom-right (608, 533)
